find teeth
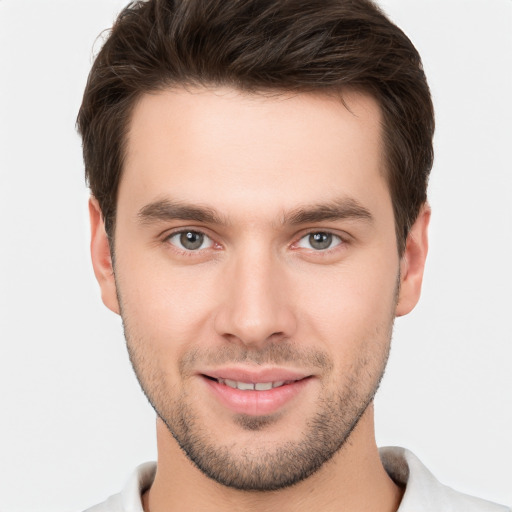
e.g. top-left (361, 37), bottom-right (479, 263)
top-left (255, 382), bottom-right (273, 391)
top-left (224, 379), bottom-right (238, 389)
top-left (217, 378), bottom-right (290, 391)
top-left (237, 381), bottom-right (255, 391)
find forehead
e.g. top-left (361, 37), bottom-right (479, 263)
top-left (120, 86), bottom-right (389, 222)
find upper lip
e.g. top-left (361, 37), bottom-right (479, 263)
top-left (200, 367), bottom-right (311, 383)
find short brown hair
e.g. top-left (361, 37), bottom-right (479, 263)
top-left (77, 0), bottom-right (434, 254)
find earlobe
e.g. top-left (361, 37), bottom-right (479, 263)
top-left (396, 204), bottom-right (431, 317)
top-left (89, 197), bottom-right (120, 315)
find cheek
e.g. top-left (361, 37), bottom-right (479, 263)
top-left (115, 256), bottom-right (220, 350)
top-left (114, 227), bottom-right (399, 365)
top-left (294, 258), bottom-right (399, 351)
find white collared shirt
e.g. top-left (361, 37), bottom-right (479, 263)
top-left (84, 447), bottom-right (510, 512)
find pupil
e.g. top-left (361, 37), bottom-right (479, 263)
top-left (180, 231), bottom-right (203, 250)
top-left (310, 232), bottom-right (332, 250)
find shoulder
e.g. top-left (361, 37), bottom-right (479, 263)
top-left (83, 494), bottom-right (124, 512)
top-left (380, 447), bottom-right (510, 512)
top-left (83, 462), bottom-right (157, 512)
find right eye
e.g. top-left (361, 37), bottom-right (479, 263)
top-left (166, 230), bottom-right (214, 251)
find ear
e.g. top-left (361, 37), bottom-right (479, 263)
top-left (396, 204), bottom-right (431, 317)
top-left (89, 197), bottom-right (120, 315)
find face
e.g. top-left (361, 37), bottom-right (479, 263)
top-left (91, 87), bottom-right (428, 491)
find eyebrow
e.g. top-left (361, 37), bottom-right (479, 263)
top-left (284, 197), bottom-right (374, 225)
top-left (137, 197), bottom-right (373, 227)
top-left (138, 199), bottom-right (228, 225)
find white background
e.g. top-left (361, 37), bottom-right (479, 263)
top-left (0, 1), bottom-right (511, 510)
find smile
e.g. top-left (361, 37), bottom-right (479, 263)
top-left (216, 378), bottom-right (294, 391)
top-left (202, 373), bottom-right (312, 416)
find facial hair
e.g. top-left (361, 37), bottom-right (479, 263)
top-left (122, 314), bottom-right (395, 492)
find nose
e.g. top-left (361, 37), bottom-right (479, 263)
top-left (214, 247), bottom-right (297, 348)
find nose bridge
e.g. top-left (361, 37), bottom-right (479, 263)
top-left (214, 241), bottom-right (295, 346)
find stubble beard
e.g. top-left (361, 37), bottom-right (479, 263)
top-left (123, 324), bottom-right (393, 492)
top-left (162, 367), bottom-right (385, 491)
top-left (116, 261), bottom-right (399, 493)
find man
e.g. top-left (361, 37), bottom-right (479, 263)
top-left (77, 0), bottom-right (509, 511)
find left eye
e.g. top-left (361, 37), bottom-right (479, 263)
top-left (167, 231), bottom-right (214, 251)
top-left (296, 232), bottom-right (342, 251)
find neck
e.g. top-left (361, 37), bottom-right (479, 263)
top-left (142, 404), bottom-right (403, 512)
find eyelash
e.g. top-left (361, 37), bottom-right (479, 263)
top-left (293, 232), bottom-right (344, 252)
top-left (163, 228), bottom-right (347, 255)
top-left (164, 229), bottom-right (217, 255)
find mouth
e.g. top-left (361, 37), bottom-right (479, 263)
top-left (203, 375), bottom-right (301, 391)
top-left (200, 371), bottom-right (313, 416)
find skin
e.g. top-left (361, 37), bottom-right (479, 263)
top-left (90, 87), bottom-right (430, 512)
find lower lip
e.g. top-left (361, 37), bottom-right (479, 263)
top-left (202, 376), bottom-right (312, 416)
